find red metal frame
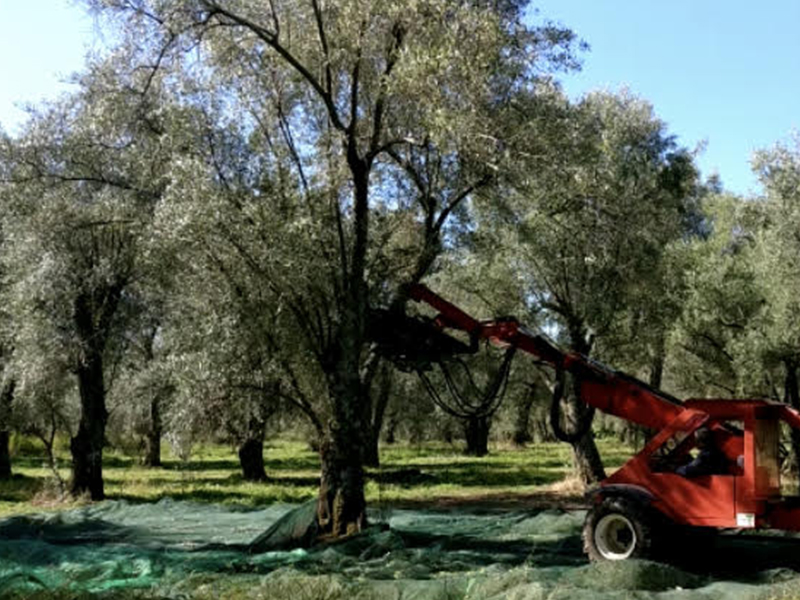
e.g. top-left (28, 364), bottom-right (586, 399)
top-left (409, 284), bottom-right (800, 532)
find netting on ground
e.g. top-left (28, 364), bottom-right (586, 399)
top-left (2, 499), bottom-right (800, 599)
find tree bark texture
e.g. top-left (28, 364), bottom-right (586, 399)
top-left (512, 384), bottom-right (536, 446)
top-left (143, 395), bottom-right (162, 467)
top-left (385, 410), bottom-right (398, 445)
top-left (239, 437), bottom-right (267, 482)
top-left (566, 381), bottom-right (606, 484)
top-left (142, 329), bottom-right (162, 468)
top-left (310, 148), bottom-right (373, 537)
top-left (566, 328), bottom-right (606, 485)
top-left (317, 429), bottom-right (367, 538)
top-left (0, 431), bottom-right (10, 481)
top-left (570, 422), bottom-right (606, 484)
top-left (237, 409), bottom-right (268, 481)
top-left (70, 284), bottom-right (123, 501)
top-left (0, 380), bottom-right (14, 480)
top-left (463, 415), bottom-right (490, 456)
top-left (363, 428), bottom-right (380, 468)
top-left (70, 350), bottom-right (108, 500)
top-left (316, 301), bottom-right (368, 537)
top-left (364, 364), bottom-right (391, 468)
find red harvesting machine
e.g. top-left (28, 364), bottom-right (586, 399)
top-left (398, 284), bottom-right (800, 561)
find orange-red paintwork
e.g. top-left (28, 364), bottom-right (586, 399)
top-left (409, 284), bottom-right (800, 532)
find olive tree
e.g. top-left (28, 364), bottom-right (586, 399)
top-left (0, 58), bottom-right (181, 499)
top-left (86, 0), bottom-right (583, 534)
top-left (747, 136), bottom-right (800, 471)
top-left (479, 90), bottom-right (700, 484)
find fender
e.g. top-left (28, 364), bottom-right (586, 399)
top-left (586, 483), bottom-right (655, 506)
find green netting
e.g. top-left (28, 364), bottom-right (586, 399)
top-left (2, 499), bottom-right (800, 599)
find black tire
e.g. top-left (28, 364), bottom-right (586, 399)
top-left (583, 496), bottom-right (663, 561)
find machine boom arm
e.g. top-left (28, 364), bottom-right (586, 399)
top-left (409, 284), bottom-right (684, 431)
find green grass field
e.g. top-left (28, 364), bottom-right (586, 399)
top-left (0, 437), bottom-right (635, 517)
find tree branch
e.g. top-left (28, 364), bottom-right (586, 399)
top-left (434, 174), bottom-right (492, 232)
top-left (310, 0), bottom-right (333, 95)
top-left (201, 0), bottom-right (347, 132)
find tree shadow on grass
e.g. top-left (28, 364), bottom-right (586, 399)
top-left (159, 459), bottom-right (241, 471)
top-left (386, 456), bottom-right (569, 472)
top-left (0, 513), bottom-right (146, 546)
top-left (670, 533), bottom-right (800, 579)
top-left (110, 489), bottom-right (316, 506)
top-left (0, 475), bottom-right (44, 503)
top-left (382, 465), bottom-right (562, 488)
top-left (263, 456), bottom-right (321, 471)
top-left (106, 474), bottom-right (322, 488)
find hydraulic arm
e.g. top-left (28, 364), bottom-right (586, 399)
top-left (408, 283), bottom-right (684, 432)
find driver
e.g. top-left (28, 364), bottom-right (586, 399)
top-left (676, 427), bottom-right (728, 477)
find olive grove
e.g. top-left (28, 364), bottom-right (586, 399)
top-left (2, 0), bottom-right (800, 543)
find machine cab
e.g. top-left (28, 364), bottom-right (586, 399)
top-left (602, 400), bottom-right (795, 530)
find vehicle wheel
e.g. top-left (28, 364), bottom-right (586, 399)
top-left (583, 497), bottom-right (661, 561)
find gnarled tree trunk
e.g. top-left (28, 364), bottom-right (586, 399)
top-left (143, 395), bottom-right (162, 467)
top-left (364, 363), bottom-right (391, 468)
top-left (316, 295), bottom-right (369, 537)
top-left (71, 349), bottom-right (108, 500)
top-left (567, 325), bottom-right (606, 485)
top-left (317, 422), bottom-right (367, 537)
top-left (0, 380), bottom-right (14, 480)
top-left (512, 383), bottom-right (536, 446)
top-left (239, 437), bottom-right (267, 482)
top-left (238, 413), bottom-right (268, 482)
top-left (463, 415), bottom-right (490, 456)
top-left (142, 330), bottom-right (162, 468)
top-left (70, 283), bottom-right (124, 501)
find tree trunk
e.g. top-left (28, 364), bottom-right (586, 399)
top-left (570, 419), bottom-right (606, 484)
top-left (70, 350), bottom-right (108, 500)
top-left (649, 343), bottom-right (665, 390)
top-left (143, 395), bottom-right (162, 467)
top-left (317, 426), bottom-right (367, 537)
top-left (312, 162), bottom-right (369, 538)
top-left (512, 384), bottom-right (536, 446)
top-left (385, 410), bottom-right (398, 445)
top-left (316, 304), bottom-right (368, 537)
top-left (0, 380), bottom-right (14, 480)
top-left (441, 417), bottom-right (456, 445)
top-left (0, 431), bottom-right (10, 481)
top-left (142, 328), bottom-right (162, 468)
top-left (238, 437), bottom-right (267, 482)
top-left (463, 415), bottom-right (490, 456)
top-left (567, 325), bottom-right (606, 485)
top-left (785, 359), bottom-right (800, 477)
top-left (621, 344), bottom-right (664, 448)
top-left (363, 432), bottom-right (380, 468)
top-left (236, 406), bottom-right (268, 482)
top-left (364, 364), bottom-right (391, 468)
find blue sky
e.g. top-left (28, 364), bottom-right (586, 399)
top-left (1, 1), bottom-right (797, 196)
top-left (0, 1), bottom-right (95, 129)
top-left (534, 0), bottom-right (800, 195)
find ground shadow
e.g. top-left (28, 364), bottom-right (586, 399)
top-left (671, 533), bottom-right (800, 579)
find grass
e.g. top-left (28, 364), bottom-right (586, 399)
top-left (0, 437), bottom-right (634, 518)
